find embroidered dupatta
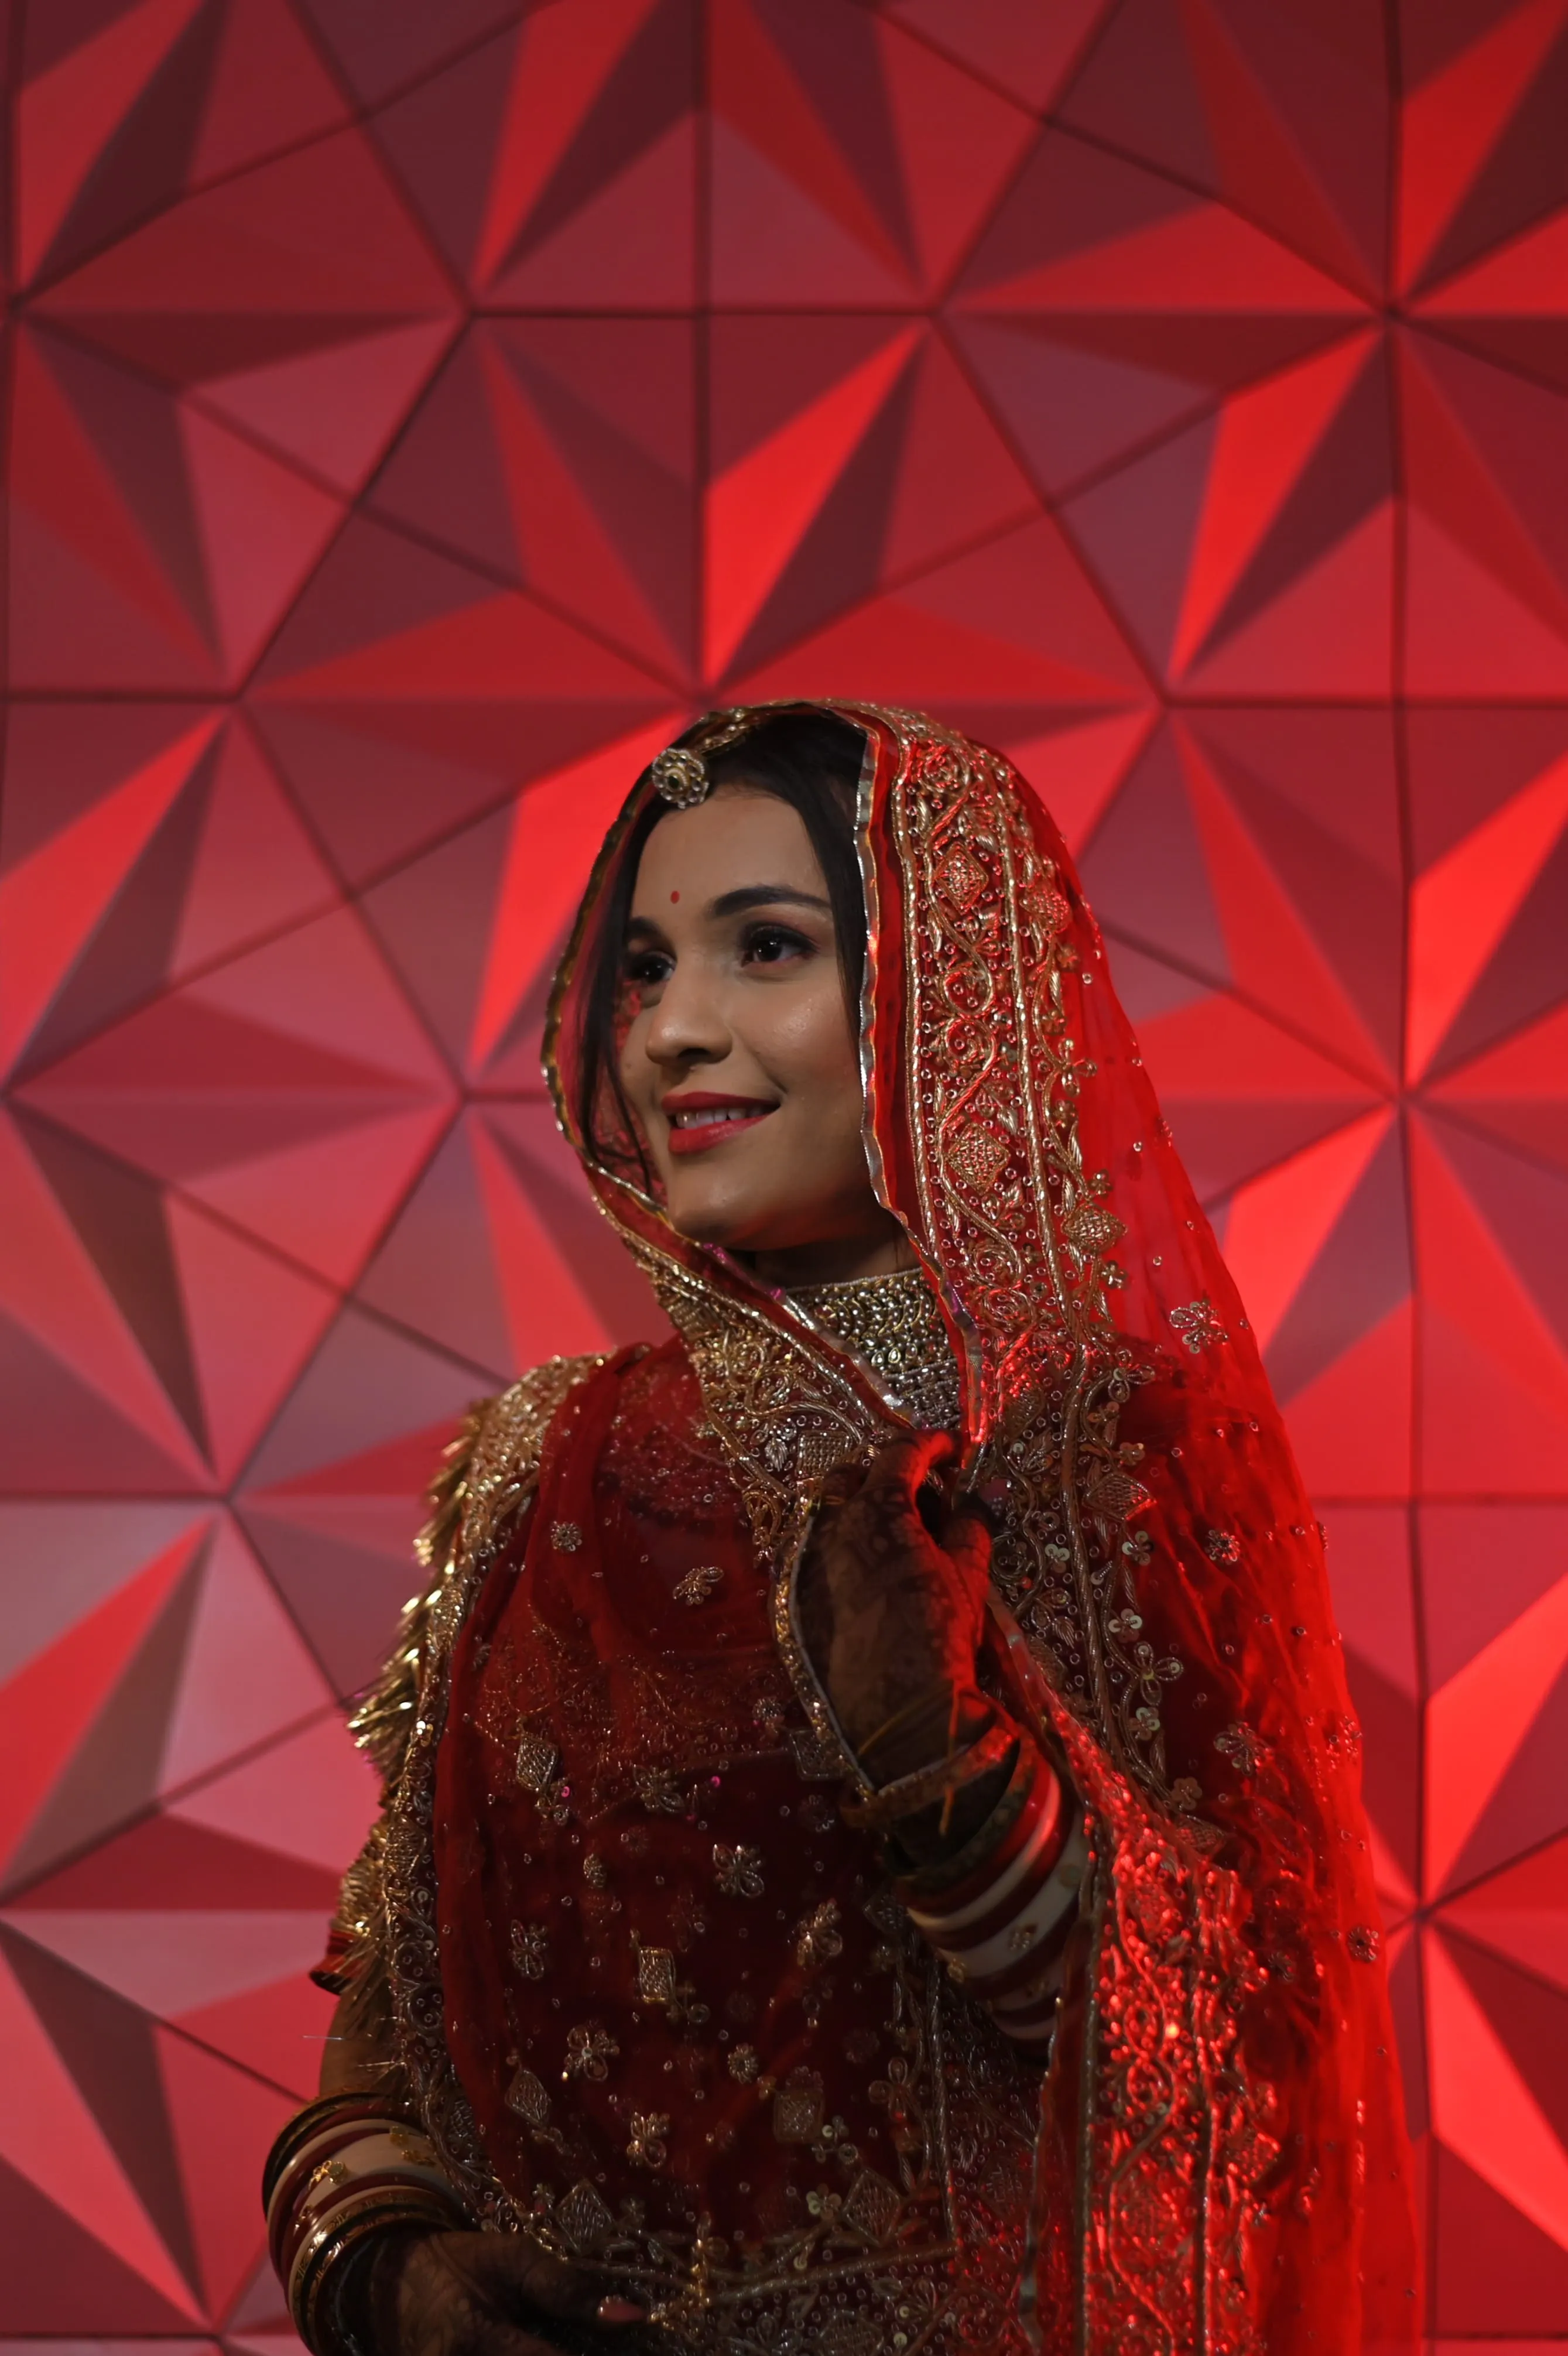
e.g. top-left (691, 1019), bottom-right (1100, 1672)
top-left (541, 703), bottom-right (1419, 2356)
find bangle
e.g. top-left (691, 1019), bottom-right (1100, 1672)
top-left (294, 2189), bottom-right (455, 2356)
top-left (892, 1742), bottom-right (1089, 2051)
top-left (264, 2096), bottom-right (469, 2356)
top-left (263, 2091), bottom-right (400, 2228)
top-left (841, 1713), bottom-right (1018, 1833)
top-left (854, 1686), bottom-right (956, 1769)
top-left (887, 1733), bottom-right (1038, 1899)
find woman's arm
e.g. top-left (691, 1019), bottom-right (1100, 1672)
top-left (799, 1433), bottom-right (1086, 2047)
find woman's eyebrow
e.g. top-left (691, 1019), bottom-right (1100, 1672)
top-left (709, 884), bottom-right (833, 919)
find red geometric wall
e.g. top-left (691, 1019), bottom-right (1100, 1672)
top-left (2, 2), bottom-right (1566, 2345)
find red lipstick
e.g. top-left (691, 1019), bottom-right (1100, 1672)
top-left (662, 1090), bottom-right (778, 1157)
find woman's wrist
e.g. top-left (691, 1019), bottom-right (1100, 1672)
top-left (263, 2094), bottom-right (468, 2356)
top-left (891, 1736), bottom-right (1086, 2054)
top-left (852, 1682), bottom-right (992, 1786)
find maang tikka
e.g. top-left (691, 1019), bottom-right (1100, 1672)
top-left (649, 709), bottom-right (766, 809)
top-left (649, 745), bottom-right (709, 808)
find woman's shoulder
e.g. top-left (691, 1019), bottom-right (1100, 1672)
top-left (348, 1352), bottom-right (609, 1786)
top-left (442, 1351), bottom-right (612, 1556)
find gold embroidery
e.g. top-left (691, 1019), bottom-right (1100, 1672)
top-left (515, 1731), bottom-right (559, 1792)
top-left (635, 1766), bottom-right (686, 1813)
top-left (772, 2068), bottom-right (824, 2143)
top-left (712, 1842), bottom-right (764, 1898)
top-left (842, 2167), bottom-right (902, 2243)
top-left (626, 2111), bottom-right (670, 2169)
top-left (376, 1355), bottom-right (607, 2226)
top-left (793, 1900), bottom-right (844, 1970)
top-left (672, 1563), bottom-right (724, 1605)
top-left (505, 2067), bottom-right (551, 2127)
top-left (1214, 1721), bottom-right (1265, 1776)
top-left (563, 2024), bottom-right (618, 2081)
top-left (635, 1943), bottom-right (677, 2005)
top-left (554, 2179), bottom-right (613, 2254)
top-left (509, 1922), bottom-right (549, 1980)
top-left (1169, 1297), bottom-right (1228, 1354)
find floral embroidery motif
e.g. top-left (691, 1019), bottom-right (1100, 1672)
top-left (634, 1766), bottom-right (686, 1814)
top-left (509, 1921), bottom-right (549, 1980)
top-left (550, 1521), bottom-right (582, 1552)
top-left (669, 1890), bottom-right (707, 1946)
top-left (626, 2111), bottom-right (670, 2169)
top-left (1204, 1528), bottom-right (1241, 1564)
top-left (793, 1900), bottom-right (844, 1970)
top-left (1347, 1924), bottom-right (1381, 1963)
top-left (581, 1852), bottom-right (608, 1889)
top-left (1169, 1297), bottom-right (1228, 1354)
top-left (713, 1841), bottom-right (764, 1898)
top-left (673, 1563), bottom-right (724, 1605)
top-left (562, 2023), bottom-right (618, 2081)
top-left (726, 2044), bottom-right (761, 2084)
top-left (1214, 1721), bottom-right (1265, 1776)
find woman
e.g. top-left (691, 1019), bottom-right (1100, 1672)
top-left (264, 704), bottom-right (1418, 2356)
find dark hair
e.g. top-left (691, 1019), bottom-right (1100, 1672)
top-left (573, 710), bottom-right (868, 1178)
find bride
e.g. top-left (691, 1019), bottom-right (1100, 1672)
top-left (263, 704), bottom-right (1418, 2356)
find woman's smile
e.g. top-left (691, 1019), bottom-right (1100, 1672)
top-left (661, 1088), bottom-right (779, 1153)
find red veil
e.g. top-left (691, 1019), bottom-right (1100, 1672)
top-left (546, 703), bottom-right (1419, 2354)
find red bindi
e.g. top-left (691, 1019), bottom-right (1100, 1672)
top-left (670, 890), bottom-right (680, 902)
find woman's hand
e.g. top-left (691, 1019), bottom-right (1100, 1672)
top-left (364, 2228), bottom-right (648, 2356)
top-left (798, 1432), bottom-right (992, 1783)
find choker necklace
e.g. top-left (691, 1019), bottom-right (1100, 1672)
top-left (788, 1268), bottom-right (960, 1433)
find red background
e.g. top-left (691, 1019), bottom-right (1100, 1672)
top-left (3, 1), bottom-right (1567, 2344)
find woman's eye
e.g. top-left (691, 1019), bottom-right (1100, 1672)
top-left (741, 923), bottom-right (812, 967)
top-left (623, 949), bottom-right (672, 987)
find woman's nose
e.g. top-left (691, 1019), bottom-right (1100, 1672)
top-left (643, 964), bottom-right (731, 1067)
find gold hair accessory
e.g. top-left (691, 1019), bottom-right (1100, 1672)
top-left (650, 745), bottom-right (709, 808)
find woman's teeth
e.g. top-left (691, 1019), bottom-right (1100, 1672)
top-left (671, 1106), bottom-right (767, 1128)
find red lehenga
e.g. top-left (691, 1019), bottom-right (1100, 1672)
top-left (327, 705), bottom-right (1419, 2355)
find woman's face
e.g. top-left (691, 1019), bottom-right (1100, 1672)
top-left (617, 786), bottom-right (903, 1281)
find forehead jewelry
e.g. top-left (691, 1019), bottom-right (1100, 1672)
top-left (649, 745), bottom-right (710, 809)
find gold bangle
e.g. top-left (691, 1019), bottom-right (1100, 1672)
top-left (841, 1718), bottom-right (1019, 1834)
top-left (853, 1686), bottom-right (955, 1765)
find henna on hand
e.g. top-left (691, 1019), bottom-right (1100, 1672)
top-left (358, 2228), bottom-right (649, 2356)
top-left (799, 1432), bottom-right (993, 1783)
